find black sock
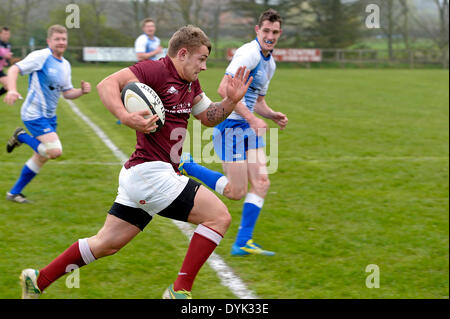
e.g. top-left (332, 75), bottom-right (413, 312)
top-left (0, 87), bottom-right (6, 96)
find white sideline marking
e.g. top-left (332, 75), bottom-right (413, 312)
top-left (65, 100), bottom-right (128, 164)
top-left (64, 99), bottom-right (258, 299)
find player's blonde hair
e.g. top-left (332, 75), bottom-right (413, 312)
top-left (47, 25), bottom-right (67, 39)
top-left (168, 25), bottom-right (211, 58)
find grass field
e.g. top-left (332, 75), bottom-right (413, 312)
top-left (0, 66), bottom-right (448, 299)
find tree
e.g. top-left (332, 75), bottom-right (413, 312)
top-left (166, 0), bottom-right (206, 26)
top-left (307, 0), bottom-right (363, 49)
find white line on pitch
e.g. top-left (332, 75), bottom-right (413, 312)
top-left (64, 99), bottom-right (258, 299)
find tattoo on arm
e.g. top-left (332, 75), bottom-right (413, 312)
top-left (206, 102), bottom-right (231, 124)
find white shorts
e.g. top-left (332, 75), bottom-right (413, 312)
top-left (115, 161), bottom-right (189, 217)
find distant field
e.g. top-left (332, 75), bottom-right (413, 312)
top-left (0, 65), bottom-right (448, 299)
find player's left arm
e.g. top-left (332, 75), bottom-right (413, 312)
top-left (63, 81), bottom-right (91, 99)
top-left (194, 66), bottom-right (253, 127)
top-left (254, 95), bottom-right (288, 130)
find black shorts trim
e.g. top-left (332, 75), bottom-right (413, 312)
top-left (108, 202), bottom-right (152, 231)
top-left (158, 179), bottom-right (201, 222)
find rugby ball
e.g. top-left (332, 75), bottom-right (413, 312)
top-left (121, 82), bottom-right (165, 132)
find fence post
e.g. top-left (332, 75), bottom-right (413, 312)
top-left (409, 50), bottom-right (414, 69)
top-left (358, 50), bottom-right (363, 68)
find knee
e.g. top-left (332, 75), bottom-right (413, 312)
top-left (219, 208), bottom-right (232, 229)
top-left (225, 184), bottom-right (247, 201)
top-left (42, 140), bottom-right (63, 159)
top-left (212, 205), bottom-right (232, 232)
top-left (89, 236), bottom-right (123, 258)
top-left (46, 149), bottom-right (62, 159)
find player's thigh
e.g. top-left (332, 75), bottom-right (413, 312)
top-left (35, 132), bottom-right (59, 143)
top-left (222, 160), bottom-right (248, 199)
top-left (247, 148), bottom-right (270, 196)
top-left (188, 186), bottom-right (231, 234)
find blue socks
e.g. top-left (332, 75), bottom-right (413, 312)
top-left (17, 133), bottom-right (42, 154)
top-left (10, 159), bottom-right (41, 195)
top-left (235, 193), bottom-right (265, 247)
top-left (183, 161), bottom-right (228, 194)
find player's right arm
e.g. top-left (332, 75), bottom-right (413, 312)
top-left (217, 74), bottom-right (268, 136)
top-left (137, 47), bottom-right (163, 62)
top-left (3, 65), bottom-right (21, 105)
top-left (97, 68), bottom-right (159, 134)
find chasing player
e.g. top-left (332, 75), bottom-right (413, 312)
top-left (135, 18), bottom-right (163, 62)
top-left (4, 25), bottom-right (91, 203)
top-left (179, 9), bottom-right (288, 256)
top-left (0, 26), bottom-right (13, 96)
top-left (19, 25), bottom-right (252, 299)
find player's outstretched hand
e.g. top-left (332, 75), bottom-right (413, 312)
top-left (226, 66), bottom-right (253, 104)
top-left (272, 112), bottom-right (288, 130)
top-left (81, 81), bottom-right (91, 94)
top-left (122, 110), bottom-right (159, 134)
top-left (3, 90), bottom-right (22, 105)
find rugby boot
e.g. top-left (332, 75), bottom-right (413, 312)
top-left (6, 127), bottom-right (26, 153)
top-left (231, 239), bottom-right (275, 256)
top-left (162, 284), bottom-right (192, 299)
top-left (20, 269), bottom-right (41, 299)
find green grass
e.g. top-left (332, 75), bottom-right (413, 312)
top-left (0, 65), bottom-right (448, 299)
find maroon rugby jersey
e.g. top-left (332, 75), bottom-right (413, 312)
top-left (125, 56), bottom-right (203, 171)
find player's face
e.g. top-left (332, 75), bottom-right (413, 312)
top-left (256, 20), bottom-right (282, 53)
top-left (0, 30), bottom-right (10, 42)
top-left (47, 32), bottom-right (68, 57)
top-left (183, 45), bottom-right (209, 82)
top-left (143, 22), bottom-right (156, 37)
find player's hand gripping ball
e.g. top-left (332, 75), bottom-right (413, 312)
top-left (121, 82), bottom-right (165, 132)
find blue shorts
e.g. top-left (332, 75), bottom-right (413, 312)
top-left (213, 119), bottom-right (265, 162)
top-left (23, 116), bottom-right (57, 138)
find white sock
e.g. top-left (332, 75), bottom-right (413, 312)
top-left (244, 193), bottom-right (265, 209)
top-left (25, 158), bottom-right (41, 174)
top-left (215, 176), bottom-right (229, 195)
top-left (195, 224), bottom-right (223, 246)
top-left (78, 238), bottom-right (96, 265)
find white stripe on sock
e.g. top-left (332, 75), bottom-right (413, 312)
top-left (244, 193), bottom-right (264, 209)
top-left (195, 224), bottom-right (223, 246)
top-left (78, 238), bottom-right (96, 265)
top-left (25, 158), bottom-right (41, 174)
top-left (215, 176), bottom-right (229, 195)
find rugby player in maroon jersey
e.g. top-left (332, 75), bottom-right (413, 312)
top-left (19, 25), bottom-right (252, 299)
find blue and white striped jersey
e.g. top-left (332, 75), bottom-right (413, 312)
top-left (16, 48), bottom-right (73, 121)
top-left (134, 34), bottom-right (161, 61)
top-left (225, 39), bottom-right (276, 121)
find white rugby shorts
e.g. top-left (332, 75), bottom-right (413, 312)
top-left (115, 161), bottom-right (189, 216)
